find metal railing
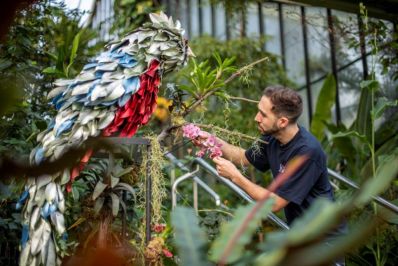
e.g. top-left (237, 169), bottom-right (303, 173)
top-left (166, 153), bottom-right (398, 266)
top-left (166, 153), bottom-right (290, 230)
top-left (166, 153), bottom-right (398, 232)
top-left (328, 169), bottom-right (398, 214)
top-left (166, 153), bottom-right (223, 214)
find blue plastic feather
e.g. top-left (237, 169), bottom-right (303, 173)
top-left (123, 76), bottom-right (140, 94)
top-left (34, 147), bottom-right (45, 165)
top-left (56, 119), bottom-right (75, 137)
top-left (21, 224), bottom-right (29, 248)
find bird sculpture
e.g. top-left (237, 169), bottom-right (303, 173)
top-left (16, 12), bottom-right (192, 266)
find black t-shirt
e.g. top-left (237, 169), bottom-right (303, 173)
top-left (245, 125), bottom-right (339, 227)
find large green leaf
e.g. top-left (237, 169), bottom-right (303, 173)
top-left (114, 182), bottom-right (136, 202)
top-left (171, 207), bottom-right (209, 266)
top-left (66, 30), bottom-right (83, 77)
top-left (92, 181), bottom-right (107, 201)
top-left (371, 97), bottom-right (398, 120)
top-left (259, 199), bottom-right (347, 254)
top-left (263, 215), bottom-right (377, 266)
top-left (94, 197), bottom-right (105, 215)
top-left (356, 149), bottom-right (398, 206)
top-left (210, 200), bottom-right (274, 264)
top-left (310, 74), bottom-right (336, 140)
top-left (331, 130), bottom-right (369, 146)
top-left (353, 86), bottom-right (372, 142)
top-left (360, 136), bottom-right (398, 179)
top-left (110, 192), bottom-right (120, 217)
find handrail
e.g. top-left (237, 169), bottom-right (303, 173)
top-left (166, 153), bottom-right (222, 208)
top-left (328, 168), bottom-right (398, 214)
top-left (192, 157), bottom-right (290, 230)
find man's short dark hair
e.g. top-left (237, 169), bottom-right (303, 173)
top-left (262, 85), bottom-right (303, 123)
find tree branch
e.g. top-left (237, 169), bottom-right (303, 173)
top-left (228, 96), bottom-right (259, 104)
top-left (157, 56), bottom-right (269, 144)
top-left (182, 56), bottom-right (269, 117)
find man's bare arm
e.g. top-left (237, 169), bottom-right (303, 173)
top-left (212, 156), bottom-right (289, 212)
top-left (232, 171), bottom-right (289, 212)
top-left (216, 138), bottom-right (250, 167)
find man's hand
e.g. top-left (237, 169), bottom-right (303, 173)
top-left (212, 156), bottom-right (241, 182)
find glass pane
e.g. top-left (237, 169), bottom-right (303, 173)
top-left (214, 3), bottom-right (226, 40)
top-left (177, 0), bottom-right (189, 38)
top-left (283, 5), bottom-right (305, 87)
top-left (331, 10), bottom-right (360, 69)
top-left (337, 61), bottom-right (363, 127)
top-left (298, 89), bottom-right (310, 129)
top-left (263, 3), bottom-right (281, 56)
top-left (305, 7), bottom-right (331, 81)
top-left (190, 0), bottom-right (200, 37)
top-left (201, 0), bottom-right (212, 35)
top-left (246, 3), bottom-right (260, 38)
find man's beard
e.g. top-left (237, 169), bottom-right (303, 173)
top-left (259, 122), bottom-right (281, 135)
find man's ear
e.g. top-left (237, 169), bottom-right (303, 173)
top-left (278, 117), bottom-right (289, 128)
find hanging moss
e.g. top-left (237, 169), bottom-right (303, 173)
top-left (136, 135), bottom-right (167, 248)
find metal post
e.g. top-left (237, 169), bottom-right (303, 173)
top-left (121, 190), bottom-right (127, 238)
top-left (198, 0), bottom-right (203, 35)
top-left (278, 3), bottom-right (286, 71)
top-left (225, 6), bottom-right (230, 40)
top-left (186, 0), bottom-right (191, 37)
top-left (211, 3), bottom-right (216, 37)
top-left (301, 6), bottom-right (313, 123)
top-left (258, 1), bottom-right (265, 51)
top-left (193, 179), bottom-right (198, 214)
top-left (145, 144), bottom-right (152, 244)
top-left (240, 6), bottom-right (246, 38)
top-left (327, 8), bottom-right (341, 125)
top-left (166, 0), bottom-right (171, 16)
top-left (175, 0), bottom-right (180, 19)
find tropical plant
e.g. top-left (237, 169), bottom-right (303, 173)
top-left (171, 151), bottom-right (398, 265)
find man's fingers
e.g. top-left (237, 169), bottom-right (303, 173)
top-left (212, 156), bottom-right (222, 163)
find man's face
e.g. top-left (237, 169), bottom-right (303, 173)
top-left (254, 96), bottom-right (281, 135)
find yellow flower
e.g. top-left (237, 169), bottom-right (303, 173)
top-left (154, 97), bottom-right (172, 122)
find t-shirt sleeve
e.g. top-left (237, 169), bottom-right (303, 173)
top-left (245, 137), bottom-right (270, 172)
top-left (276, 159), bottom-right (322, 205)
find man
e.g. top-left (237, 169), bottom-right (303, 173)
top-left (196, 85), bottom-right (346, 231)
top-left (197, 86), bottom-right (346, 265)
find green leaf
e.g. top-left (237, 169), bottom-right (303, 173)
top-left (310, 74), bottom-right (336, 140)
top-left (42, 67), bottom-right (64, 76)
top-left (72, 186), bottom-right (79, 200)
top-left (171, 207), bottom-right (209, 266)
top-left (0, 59), bottom-right (12, 71)
top-left (331, 130), bottom-right (369, 146)
top-left (110, 192), bottom-right (120, 217)
top-left (113, 166), bottom-right (134, 178)
top-left (179, 84), bottom-right (198, 96)
top-left (92, 181), bottom-right (107, 200)
top-left (66, 30), bottom-right (83, 77)
top-left (255, 249), bottom-right (286, 266)
top-left (110, 176), bottom-right (120, 188)
top-left (355, 150), bottom-right (398, 206)
top-left (376, 199), bottom-right (398, 225)
top-left (214, 91), bottom-right (230, 101)
top-left (354, 87), bottom-right (372, 141)
top-left (360, 136), bottom-right (398, 179)
top-left (259, 199), bottom-right (347, 256)
top-left (94, 197), bottom-right (105, 215)
top-left (372, 97), bottom-right (398, 119)
top-left (114, 182), bottom-right (136, 202)
top-left (360, 79), bottom-right (379, 91)
top-left (270, 215), bottom-right (377, 266)
top-left (210, 200), bottom-right (274, 263)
